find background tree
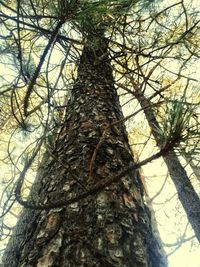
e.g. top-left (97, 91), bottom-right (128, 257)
top-left (124, 80), bottom-right (200, 242)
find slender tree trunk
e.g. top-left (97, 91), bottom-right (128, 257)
top-left (183, 154), bottom-right (200, 182)
top-left (133, 89), bottom-right (200, 242)
top-left (3, 35), bottom-right (167, 267)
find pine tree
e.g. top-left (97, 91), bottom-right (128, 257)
top-left (1, 0), bottom-right (200, 265)
top-left (132, 88), bottom-right (200, 242)
top-left (2, 31), bottom-right (167, 267)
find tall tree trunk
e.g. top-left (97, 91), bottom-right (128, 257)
top-left (133, 89), bottom-right (200, 242)
top-left (3, 35), bottom-right (167, 267)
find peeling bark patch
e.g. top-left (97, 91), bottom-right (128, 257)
top-left (106, 225), bottom-right (122, 244)
top-left (123, 193), bottom-right (136, 209)
top-left (69, 202), bottom-right (79, 210)
top-left (108, 248), bottom-right (124, 260)
top-left (97, 192), bottom-right (108, 206)
top-left (46, 213), bottom-right (60, 231)
top-left (130, 186), bottom-right (142, 203)
top-left (36, 212), bottom-right (60, 244)
top-left (97, 237), bottom-right (103, 250)
top-left (80, 249), bottom-right (87, 263)
top-left (37, 231), bottom-right (63, 267)
top-left (63, 183), bottom-right (70, 192)
top-left (133, 213), bottom-right (139, 222)
top-left (81, 121), bottom-right (93, 132)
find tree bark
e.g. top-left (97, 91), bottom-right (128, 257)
top-left (133, 89), bottom-right (200, 243)
top-left (3, 35), bottom-right (167, 267)
top-left (183, 155), bottom-right (200, 182)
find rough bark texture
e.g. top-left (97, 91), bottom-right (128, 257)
top-left (133, 90), bottom-right (200, 243)
top-left (3, 35), bottom-right (167, 267)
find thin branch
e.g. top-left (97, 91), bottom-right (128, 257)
top-left (23, 21), bottom-right (64, 116)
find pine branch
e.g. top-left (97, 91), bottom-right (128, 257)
top-left (23, 21), bottom-right (64, 116)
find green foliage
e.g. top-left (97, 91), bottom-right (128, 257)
top-left (72, 0), bottom-right (134, 33)
top-left (47, 0), bottom-right (79, 19)
top-left (157, 96), bottom-right (200, 151)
